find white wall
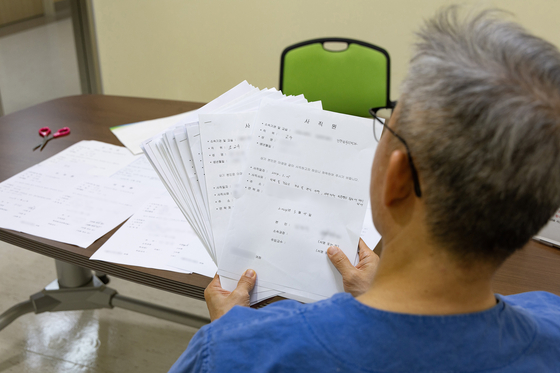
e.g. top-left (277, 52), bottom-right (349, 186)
top-left (91, 0), bottom-right (560, 103)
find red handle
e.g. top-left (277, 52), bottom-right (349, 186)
top-left (38, 127), bottom-right (51, 137)
top-left (53, 127), bottom-right (70, 138)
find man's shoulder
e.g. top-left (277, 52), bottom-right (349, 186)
top-left (499, 292), bottom-right (560, 371)
top-left (502, 290), bottom-right (560, 306)
top-left (502, 291), bottom-right (560, 339)
top-left (502, 291), bottom-right (560, 322)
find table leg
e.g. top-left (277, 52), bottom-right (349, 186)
top-left (55, 259), bottom-right (93, 287)
top-left (0, 260), bottom-right (209, 332)
top-left (0, 301), bottom-right (35, 331)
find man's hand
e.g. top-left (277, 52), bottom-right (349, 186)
top-left (327, 238), bottom-right (379, 297)
top-left (204, 269), bottom-right (257, 322)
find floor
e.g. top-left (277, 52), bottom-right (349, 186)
top-left (0, 244), bottom-right (208, 372)
top-left (0, 7), bottom-right (207, 373)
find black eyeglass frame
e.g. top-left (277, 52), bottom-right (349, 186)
top-left (369, 107), bottom-right (422, 198)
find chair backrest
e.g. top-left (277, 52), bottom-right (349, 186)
top-left (279, 38), bottom-right (393, 118)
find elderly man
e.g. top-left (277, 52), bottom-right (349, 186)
top-left (170, 7), bottom-right (560, 372)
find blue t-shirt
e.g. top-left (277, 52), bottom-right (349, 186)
top-left (169, 291), bottom-right (560, 372)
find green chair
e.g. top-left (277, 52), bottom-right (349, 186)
top-left (279, 38), bottom-right (395, 118)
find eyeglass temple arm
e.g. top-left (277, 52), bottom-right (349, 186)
top-left (393, 134), bottom-right (422, 199)
top-left (369, 105), bottom-right (422, 198)
top-left (407, 154), bottom-right (422, 198)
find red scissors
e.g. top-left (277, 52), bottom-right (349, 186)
top-left (33, 127), bottom-right (71, 151)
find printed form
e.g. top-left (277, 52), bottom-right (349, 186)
top-left (198, 100), bottom-right (321, 302)
top-left (199, 111), bottom-right (281, 303)
top-left (0, 141), bottom-right (160, 248)
top-left (198, 99), bottom-right (319, 261)
top-left (218, 101), bottom-right (376, 302)
top-left (199, 111), bottom-right (257, 260)
top-left (91, 188), bottom-right (216, 277)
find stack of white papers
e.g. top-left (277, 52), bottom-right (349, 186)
top-left (141, 81), bottom-right (381, 304)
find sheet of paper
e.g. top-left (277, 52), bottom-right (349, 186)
top-left (164, 127), bottom-right (211, 241)
top-left (197, 97), bottom-right (321, 260)
top-left (216, 210), bottom-right (380, 305)
top-left (353, 203), bottom-right (382, 265)
top-left (218, 101), bottom-right (376, 301)
top-left (198, 111), bottom-right (256, 259)
top-left (186, 124), bottom-right (210, 211)
top-left (219, 276), bottom-right (282, 305)
top-left (111, 110), bottom-right (199, 155)
top-left (39, 140), bottom-right (140, 176)
top-left (4, 155), bottom-right (159, 248)
top-left (534, 208), bottom-right (560, 247)
top-left (198, 111), bottom-right (283, 302)
top-left (199, 98), bottom-right (322, 301)
top-left (360, 204), bottom-right (382, 251)
top-left (113, 81), bottom-right (258, 155)
top-left (174, 125), bottom-right (215, 254)
top-left (0, 141), bottom-right (139, 242)
top-left (91, 188), bottom-right (216, 277)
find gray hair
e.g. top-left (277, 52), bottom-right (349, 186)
top-left (398, 6), bottom-right (560, 262)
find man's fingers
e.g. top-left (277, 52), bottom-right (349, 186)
top-left (358, 238), bottom-right (373, 262)
top-left (234, 269), bottom-right (257, 295)
top-left (205, 270), bottom-right (256, 321)
top-left (206, 273), bottom-right (222, 294)
top-left (327, 246), bottom-right (355, 276)
top-left (209, 273), bottom-right (221, 287)
top-left (205, 273), bottom-right (225, 300)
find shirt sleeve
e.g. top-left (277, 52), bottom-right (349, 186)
top-left (168, 325), bottom-right (211, 373)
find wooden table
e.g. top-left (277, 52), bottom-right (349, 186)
top-left (0, 94), bottom-right (559, 302)
top-left (0, 95), bottom-right (211, 301)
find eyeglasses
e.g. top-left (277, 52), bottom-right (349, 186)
top-left (369, 107), bottom-right (422, 198)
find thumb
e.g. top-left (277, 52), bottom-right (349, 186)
top-left (358, 238), bottom-right (374, 261)
top-left (234, 269), bottom-right (257, 295)
top-left (327, 246), bottom-right (355, 276)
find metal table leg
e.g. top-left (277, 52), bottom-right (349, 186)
top-left (0, 260), bottom-right (210, 331)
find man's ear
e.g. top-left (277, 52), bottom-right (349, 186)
top-left (383, 150), bottom-right (414, 206)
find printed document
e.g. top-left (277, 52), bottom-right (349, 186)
top-left (217, 101), bottom-right (375, 301)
